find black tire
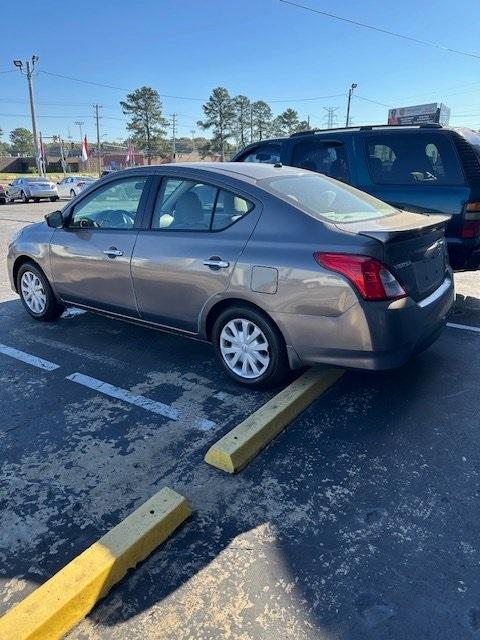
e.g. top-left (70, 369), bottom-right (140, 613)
top-left (33, 198), bottom-right (40, 203)
top-left (212, 305), bottom-right (289, 389)
top-left (17, 262), bottom-right (64, 321)
top-left (0, 198), bottom-right (5, 205)
top-left (50, 196), bottom-right (59, 202)
top-left (21, 191), bottom-right (29, 204)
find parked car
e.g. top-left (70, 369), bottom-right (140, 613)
top-left (233, 124), bottom-right (480, 271)
top-left (0, 184), bottom-right (6, 204)
top-left (8, 163), bottom-right (453, 388)
top-left (6, 177), bottom-right (59, 203)
top-left (57, 175), bottom-right (96, 199)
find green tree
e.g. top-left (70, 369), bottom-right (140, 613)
top-left (9, 127), bottom-right (34, 156)
top-left (233, 95), bottom-right (251, 147)
top-left (197, 87), bottom-right (235, 161)
top-left (251, 101), bottom-right (272, 141)
top-left (120, 86), bottom-right (169, 164)
top-left (271, 108), bottom-right (309, 137)
top-left (0, 127), bottom-right (10, 156)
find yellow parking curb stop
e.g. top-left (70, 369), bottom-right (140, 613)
top-left (0, 487), bottom-right (191, 640)
top-left (205, 366), bottom-right (344, 473)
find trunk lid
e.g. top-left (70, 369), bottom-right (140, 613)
top-left (335, 211), bottom-right (450, 301)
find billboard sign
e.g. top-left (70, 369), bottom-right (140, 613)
top-left (388, 103), bottom-right (450, 126)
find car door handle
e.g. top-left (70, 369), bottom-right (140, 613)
top-left (103, 247), bottom-right (124, 258)
top-left (203, 257), bottom-right (230, 269)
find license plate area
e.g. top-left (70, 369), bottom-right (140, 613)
top-left (414, 251), bottom-right (445, 291)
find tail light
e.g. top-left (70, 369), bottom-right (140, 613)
top-left (314, 253), bottom-right (407, 301)
top-left (462, 202), bottom-right (480, 238)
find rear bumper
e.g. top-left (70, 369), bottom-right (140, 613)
top-left (273, 273), bottom-right (454, 371)
top-left (29, 190), bottom-right (58, 199)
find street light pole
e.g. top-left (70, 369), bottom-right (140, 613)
top-left (345, 83), bottom-right (357, 127)
top-left (13, 55), bottom-right (42, 176)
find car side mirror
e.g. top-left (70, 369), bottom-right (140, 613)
top-left (45, 210), bottom-right (64, 228)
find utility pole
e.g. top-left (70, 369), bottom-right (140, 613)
top-left (323, 106), bottom-right (339, 129)
top-left (250, 105), bottom-right (254, 143)
top-left (13, 55), bottom-right (42, 176)
top-left (93, 104), bottom-right (102, 177)
top-left (75, 121), bottom-right (84, 144)
top-left (39, 131), bottom-right (45, 175)
top-left (170, 113), bottom-right (177, 161)
top-left (346, 83), bottom-right (357, 127)
top-left (59, 136), bottom-right (67, 175)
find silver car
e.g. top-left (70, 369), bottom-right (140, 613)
top-left (57, 175), bottom-right (96, 199)
top-left (7, 163), bottom-right (454, 388)
top-left (6, 177), bottom-right (59, 203)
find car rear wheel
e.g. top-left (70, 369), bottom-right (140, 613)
top-left (50, 196), bottom-right (59, 202)
top-left (21, 191), bottom-right (29, 204)
top-left (212, 306), bottom-right (289, 389)
top-left (17, 262), bottom-right (64, 321)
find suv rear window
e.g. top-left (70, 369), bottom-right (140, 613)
top-left (366, 133), bottom-right (464, 186)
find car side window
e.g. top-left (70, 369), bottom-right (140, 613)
top-left (239, 143), bottom-right (282, 164)
top-left (366, 134), bottom-right (464, 185)
top-left (292, 141), bottom-right (350, 183)
top-left (212, 190), bottom-right (253, 230)
top-left (153, 178), bottom-right (217, 230)
top-left (69, 177), bottom-right (147, 229)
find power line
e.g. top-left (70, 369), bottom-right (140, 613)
top-left (279, 0), bottom-right (480, 60)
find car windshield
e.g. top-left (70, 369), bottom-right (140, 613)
top-left (261, 173), bottom-right (397, 223)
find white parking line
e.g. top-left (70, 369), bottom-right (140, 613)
top-left (447, 322), bottom-right (480, 334)
top-left (66, 372), bottom-right (179, 420)
top-left (0, 343), bottom-right (60, 371)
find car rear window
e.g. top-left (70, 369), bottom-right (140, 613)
top-left (261, 173), bottom-right (397, 223)
top-left (365, 133), bottom-right (464, 185)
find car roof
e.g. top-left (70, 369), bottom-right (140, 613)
top-left (100, 162), bottom-right (306, 184)
top-left (155, 162), bottom-right (305, 181)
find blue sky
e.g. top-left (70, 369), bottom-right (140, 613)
top-left (1, 0), bottom-right (480, 145)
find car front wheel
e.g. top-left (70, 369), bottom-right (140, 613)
top-left (212, 306), bottom-right (289, 389)
top-left (17, 262), bottom-right (64, 321)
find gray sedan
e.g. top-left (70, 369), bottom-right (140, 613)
top-left (6, 177), bottom-right (59, 203)
top-left (7, 163), bottom-right (454, 388)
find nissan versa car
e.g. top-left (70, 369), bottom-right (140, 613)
top-left (7, 163), bottom-right (454, 388)
top-left (6, 177), bottom-right (59, 203)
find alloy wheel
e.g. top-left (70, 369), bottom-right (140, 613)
top-left (20, 271), bottom-right (47, 314)
top-left (220, 318), bottom-right (270, 379)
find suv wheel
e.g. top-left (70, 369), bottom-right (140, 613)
top-left (212, 306), bottom-right (289, 389)
top-left (17, 262), bottom-right (64, 321)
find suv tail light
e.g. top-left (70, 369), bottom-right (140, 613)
top-left (314, 253), bottom-right (407, 301)
top-left (462, 202), bottom-right (480, 238)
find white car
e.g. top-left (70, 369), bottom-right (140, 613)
top-left (57, 176), bottom-right (96, 199)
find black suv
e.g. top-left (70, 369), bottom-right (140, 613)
top-left (233, 124), bottom-right (480, 270)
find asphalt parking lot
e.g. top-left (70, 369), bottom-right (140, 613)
top-left (1, 200), bottom-right (480, 639)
